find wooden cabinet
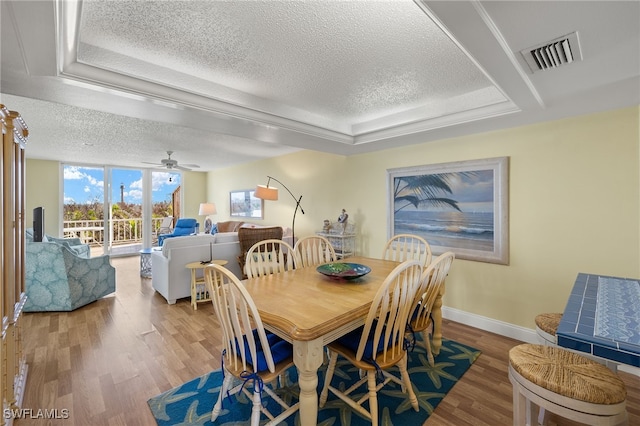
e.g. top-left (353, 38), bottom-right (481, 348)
top-left (1, 104), bottom-right (28, 424)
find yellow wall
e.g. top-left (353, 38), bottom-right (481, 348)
top-left (181, 170), bottom-right (207, 221)
top-left (25, 106), bottom-right (639, 330)
top-left (207, 150), bottom-right (348, 233)
top-left (208, 106), bottom-right (640, 329)
top-left (25, 159), bottom-right (61, 235)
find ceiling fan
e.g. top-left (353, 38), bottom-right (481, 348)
top-left (143, 151), bottom-right (200, 171)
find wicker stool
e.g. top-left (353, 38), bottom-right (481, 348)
top-left (535, 313), bottom-right (562, 346)
top-left (509, 344), bottom-right (628, 425)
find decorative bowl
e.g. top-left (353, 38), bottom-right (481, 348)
top-left (316, 262), bottom-right (371, 280)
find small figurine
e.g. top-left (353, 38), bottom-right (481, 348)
top-left (337, 209), bottom-right (348, 233)
top-left (323, 219), bottom-right (331, 233)
top-left (338, 209), bottom-right (348, 224)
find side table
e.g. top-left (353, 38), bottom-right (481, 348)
top-left (139, 248), bottom-right (153, 278)
top-left (185, 260), bottom-right (228, 310)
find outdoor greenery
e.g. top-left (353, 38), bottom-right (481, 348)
top-left (63, 201), bottom-right (173, 221)
top-left (63, 201), bottom-right (174, 240)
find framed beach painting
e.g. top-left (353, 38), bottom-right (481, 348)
top-left (230, 189), bottom-right (263, 219)
top-left (387, 157), bottom-right (509, 264)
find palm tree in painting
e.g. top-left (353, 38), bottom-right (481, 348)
top-left (393, 173), bottom-right (472, 214)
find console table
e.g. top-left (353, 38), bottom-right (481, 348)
top-left (315, 231), bottom-right (356, 258)
top-left (557, 272), bottom-right (640, 367)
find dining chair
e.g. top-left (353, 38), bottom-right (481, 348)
top-left (408, 251), bottom-right (455, 366)
top-left (237, 226), bottom-right (283, 278)
top-left (245, 239), bottom-right (296, 278)
top-left (293, 235), bottom-right (337, 268)
top-left (319, 260), bottom-right (423, 426)
top-left (204, 263), bottom-right (299, 426)
top-left (382, 233), bottom-right (432, 267)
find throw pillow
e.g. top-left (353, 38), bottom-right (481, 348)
top-left (217, 221), bottom-right (244, 232)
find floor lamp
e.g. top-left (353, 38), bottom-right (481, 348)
top-left (255, 176), bottom-right (304, 244)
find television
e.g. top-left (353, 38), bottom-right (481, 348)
top-left (33, 207), bottom-right (44, 242)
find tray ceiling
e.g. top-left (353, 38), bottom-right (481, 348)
top-left (1, 0), bottom-right (638, 170)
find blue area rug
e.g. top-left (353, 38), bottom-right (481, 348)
top-left (147, 336), bottom-right (480, 425)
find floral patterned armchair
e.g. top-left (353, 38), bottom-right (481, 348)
top-left (25, 227), bottom-right (90, 258)
top-left (24, 239), bottom-right (115, 312)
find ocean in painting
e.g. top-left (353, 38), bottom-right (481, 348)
top-left (394, 210), bottom-right (494, 252)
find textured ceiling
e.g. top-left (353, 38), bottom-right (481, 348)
top-left (76, 0), bottom-right (506, 133)
top-left (1, 0), bottom-right (638, 171)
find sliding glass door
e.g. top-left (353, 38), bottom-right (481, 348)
top-left (151, 170), bottom-right (181, 239)
top-left (62, 165), bottom-right (106, 254)
top-left (63, 164), bottom-right (181, 256)
top-left (108, 167), bottom-right (144, 255)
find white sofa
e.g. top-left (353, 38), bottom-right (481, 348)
top-left (151, 232), bottom-right (242, 304)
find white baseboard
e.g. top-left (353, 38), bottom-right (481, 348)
top-left (442, 306), bottom-right (538, 344)
top-left (441, 306), bottom-right (640, 376)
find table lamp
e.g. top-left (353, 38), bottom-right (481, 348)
top-left (198, 202), bottom-right (217, 234)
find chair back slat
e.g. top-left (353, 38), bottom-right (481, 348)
top-left (294, 235), bottom-right (337, 268)
top-left (382, 234), bottom-right (432, 267)
top-left (357, 259), bottom-right (422, 364)
top-left (245, 239), bottom-right (296, 278)
top-left (205, 264), bottom-right (275, 374)
top-left (411, 252), bottom-right (455, 330)
top-left (237, 226), bottom-right (284, 278)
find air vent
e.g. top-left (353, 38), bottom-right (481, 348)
top-left (520, 32), bottom-right (582, 73)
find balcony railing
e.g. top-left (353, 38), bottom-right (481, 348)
top-left (63, 218), bottom-right (168, 246)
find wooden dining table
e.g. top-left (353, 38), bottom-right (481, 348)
top-left (241, 255), bottom-right (446, 426)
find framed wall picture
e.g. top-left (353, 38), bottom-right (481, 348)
top-left (387, 157), bottom-right (509, 264)
top-left (230, 189), bottom-right (263, 219)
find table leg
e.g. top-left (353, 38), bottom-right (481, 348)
top-left (293, 338), bottom-right (324, 426)
top-left (431, 288), bottom-right (444, 356)
top-left (190, 269), bottom-right (197, 310)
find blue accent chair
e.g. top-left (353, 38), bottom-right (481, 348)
top-left (24, 238), bottom-right (116, 312)
top-left (158, 218), bottom-right (198, 246)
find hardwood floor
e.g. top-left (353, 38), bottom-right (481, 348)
top-left (19, 256), bottom-right (640, 425)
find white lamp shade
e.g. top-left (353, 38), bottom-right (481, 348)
top-left (199, 202), bottom-right (217, 216)
top-left (255, 185), bottom-right (278, 201)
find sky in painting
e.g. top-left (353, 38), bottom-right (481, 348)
top-left (63, 165), bottom-right (181, 205)
top-left (394, 169), bottom-right (495, 214)
top-left (446, 170), bottom-right (494, 213)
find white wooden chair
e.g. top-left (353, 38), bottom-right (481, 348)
top-left (319, 260), bottom-right (423, 426)
top-left (204, 263), bottom-right (299, 426)
top-left (382, 233), bottom-right (432, 267)
top-left (408, 251), bottom-right (455, 366)
top-left (293, 235), bottom-right (337, 268)
top-left (238, 226), bottom-right (284, 278)
top-left (245, 239), bottom-right (296, 278)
